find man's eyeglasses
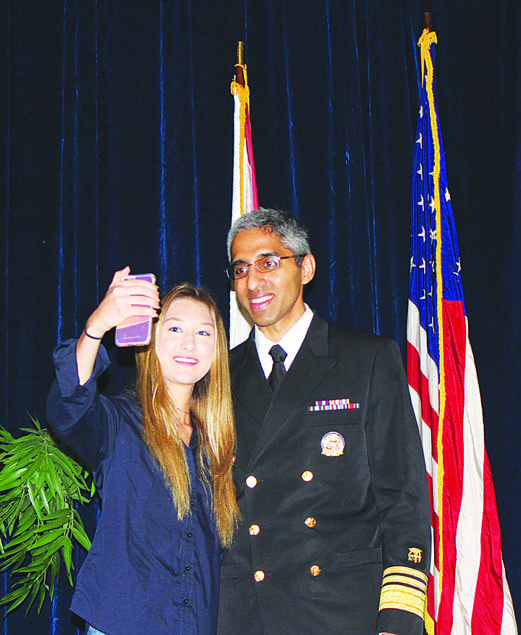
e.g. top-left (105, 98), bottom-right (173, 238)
top-left (225, 254), bottom-right (306, 281)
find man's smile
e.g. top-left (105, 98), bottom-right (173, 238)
top-left (249, 293), bottom-right (274, 311)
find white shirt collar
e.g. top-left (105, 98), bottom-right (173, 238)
top-left (254, 304), bottom-right (314, 378)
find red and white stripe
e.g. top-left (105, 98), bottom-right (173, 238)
top-left (407, 298), bottom-right (517, 634)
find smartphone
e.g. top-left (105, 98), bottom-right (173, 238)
top-left (115, 273), bottom-right (156, 347)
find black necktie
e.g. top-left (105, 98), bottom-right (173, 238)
top-left (268, 345), bottom-right (287, 392)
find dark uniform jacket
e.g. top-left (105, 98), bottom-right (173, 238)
top-left (218, 314), bottom-right (431, 635)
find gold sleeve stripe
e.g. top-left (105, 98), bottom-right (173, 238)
top-left (382, 566), bottom-right (429, 584)
top-left (383, 574), bottom-right (427, 592)
top-left (379, 584), bottom-right (426, 618)
top-left (379, 567), bottom-right (428, 618)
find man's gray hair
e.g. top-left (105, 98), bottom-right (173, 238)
top-left (227, 208), bottom-right (311, 263)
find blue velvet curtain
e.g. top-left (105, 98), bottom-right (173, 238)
top-left (2, 0), bottom-right (520, 632)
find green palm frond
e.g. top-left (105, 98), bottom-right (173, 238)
top-left (0, 417), bottom-right (95, 615)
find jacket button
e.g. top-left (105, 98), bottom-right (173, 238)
top-left (254, 570), bottom-right (265, 582)
top-left (304, 517), bottom-right (317, 528)
top-left (310, 565), bottom-right (321, 577)
top-left (246, 475), bottom-right (257, 488)
top-left (301, 470), bottom-right (314, 481)
top-left (249, 524), bottom-right (260, 536)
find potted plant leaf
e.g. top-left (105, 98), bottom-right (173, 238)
top-left (0, 417), bottom-right (94, 614)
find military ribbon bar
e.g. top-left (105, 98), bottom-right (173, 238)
top-left (308, 399), bottom-right (360, 412)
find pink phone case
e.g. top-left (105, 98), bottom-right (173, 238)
top-left (114, 273), bottom-right (156, 347)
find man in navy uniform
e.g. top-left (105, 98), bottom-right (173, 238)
top-left (218, 209), bottom-right (431, 635)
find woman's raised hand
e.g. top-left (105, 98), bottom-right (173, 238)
top-left (76, 267), bottom-right (160, 385)
top-left (84, 267), bottom-right (160, 339)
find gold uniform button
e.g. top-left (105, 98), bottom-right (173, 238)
top-left (249, 524), bottom-right (260, 536)
top-left (246, 475), bottom-right (257, 488)
top-left (310, 565), bottom-right (321, 577)
top-left (254, 570), bottom-right (265, 582)
top-left (301, 471), bottom-right (314, 482)
top-left (304, 517), bottom-right (317, 528)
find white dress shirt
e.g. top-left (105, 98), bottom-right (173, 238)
top-left (254, 304), bottom-right (314, 379)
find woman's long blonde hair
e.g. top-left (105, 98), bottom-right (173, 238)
top-left (135, 282), bottom-right (239, 546)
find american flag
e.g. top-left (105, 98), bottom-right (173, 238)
top-left (229, 50), bottom-right (258, 347)
top-left (407, 29), bottom-right (517, 634)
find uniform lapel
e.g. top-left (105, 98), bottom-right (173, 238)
top-left (247, 314), bottom-right (337, 468)
top-left (231, 332), bottom-right (273, 427)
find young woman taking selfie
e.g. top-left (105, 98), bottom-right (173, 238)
top-left (47, 267), bottom-right (239, 635)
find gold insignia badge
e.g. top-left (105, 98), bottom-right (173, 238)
top-left (320, 431), bottom-right (345, 457)
top-left (408, 547), bottom-right (423, 563)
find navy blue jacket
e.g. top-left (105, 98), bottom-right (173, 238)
top-left (218, 315), bottom-right (431, 635)
top-left (47, 340), bottom-right (221, 635)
